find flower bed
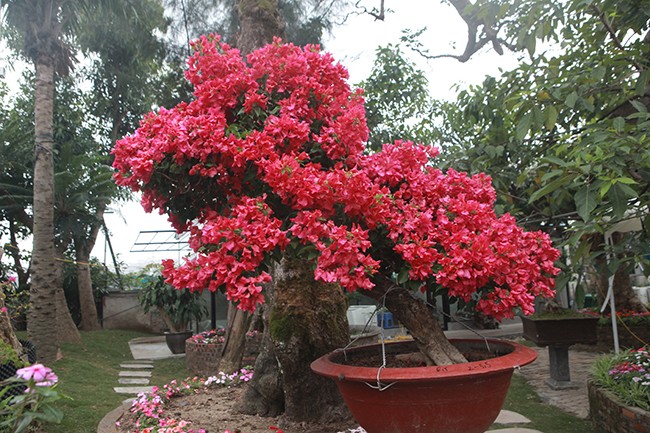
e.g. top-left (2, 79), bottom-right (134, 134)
top-left (186, 329), bottom-right (263, 376)
top-left (588, 381), bottom-right (650, 433)
top-left (185, 329), bottom-right (225, 376)
top-left (589, 348), bottom-right (650, 433)
top-left (126, 369), bottom-right (253, 433)
top-left (122, 369), bottom-right (367, 433)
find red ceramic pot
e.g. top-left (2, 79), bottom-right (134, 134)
top-left (311, 338), bottom-right (537, 433)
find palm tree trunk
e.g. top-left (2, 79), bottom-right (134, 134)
top-left (28, 57), bottom-right (59, 364)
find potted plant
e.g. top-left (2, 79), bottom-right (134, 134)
top-left (519, 300), bottom-right (599, 389)
top-left (113, 36), bottom-right (560, 432)
top-left (138, 272), bottom-right (206, 354)
top-left (520, 300), bottom-right (599, 347)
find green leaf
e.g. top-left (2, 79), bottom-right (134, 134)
top-left (573, 239), bottom-right (591, 263)
top-left (516, 111), bottom-right (532, 141)
top-left (616, 177), bottom-right (638, 185)
top-left (606, 183), bottom-right (628, 219)
top-left (544, 105), bottom-right (558, 131)
top-left (575, 187), bottom-right (597, 222)
top-left (529, 174), bottom-right (574, 203)
top-left (545, 155), bottom-right (568, 166)
top-left (565, 91), bottom-right (578, 108)
top-left (630, 99), bottom-right (647, 113)
top-left (612, 116), bottom-right (625, 132)
top-left (396, 268), bottom-right (410, 285)
top-left (15, 414), bottom-right (33, 433)
top-left (635, 70), bottom-right (648, 96)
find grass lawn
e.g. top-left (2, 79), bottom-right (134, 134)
top-left (26, 330), bottom-right (596, 433)
top-left (499, 374), bottom-right (596, 432)
top-left (45, 330), bottom-right (187, 433)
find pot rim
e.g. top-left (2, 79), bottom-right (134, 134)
top-left (311, 338), bottom-right (537, 383)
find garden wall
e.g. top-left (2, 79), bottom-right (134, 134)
top-left (588, 381), bottom-right (650, 433)
top-left (102, 291), bottom-right (165, 333)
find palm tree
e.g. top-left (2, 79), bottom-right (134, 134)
top-left (2, 0), bottom-right (83, 363)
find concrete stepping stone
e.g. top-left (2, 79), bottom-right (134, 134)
top-left (118, 378), bottom-right (150, 385)
top-left (494, 410), bottom-right (531, 425)
top-left (113, 386), bottom-right (155, 395)
top-left (120, 363), bottom-right (153, 369)
top-left (485, 429), bottom-right (543, 433)
top-left (119, 371), bottom-right (152, 377)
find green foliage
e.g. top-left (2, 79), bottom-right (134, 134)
top-left (433, 0), bottom-right (650, 293)
top-left (137, 266), bottom-right (206, 333)
top-left (0, 341), bottom-right (24, 368)
top-left (361, 44), bottom-right (438, 151)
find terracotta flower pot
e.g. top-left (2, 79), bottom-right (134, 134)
top-left (311, 339), bottom-right (537, 433)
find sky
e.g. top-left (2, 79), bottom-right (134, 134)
top-left (2, 1), bottom-right (522, 274)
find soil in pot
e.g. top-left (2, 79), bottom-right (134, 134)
top-left (339, 340), bottom-right (506, 368)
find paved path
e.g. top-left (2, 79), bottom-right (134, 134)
top-left (516, 345), bottom-right (598, 419)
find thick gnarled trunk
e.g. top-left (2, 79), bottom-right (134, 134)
top-left (237, 258), bottom-right (351, 423)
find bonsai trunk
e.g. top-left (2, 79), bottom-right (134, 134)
top-left (366, 279), bottom-right (468, 366)
top-left (237, 258), bottom-right (351, 423)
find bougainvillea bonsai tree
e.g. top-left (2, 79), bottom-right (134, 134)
top-left (112, 35), bottom-right (560, 368)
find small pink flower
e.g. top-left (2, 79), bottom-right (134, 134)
top-left (0, 307), bottom-right (7, 314)
top-left (16, 363), bottom-right (58, 386)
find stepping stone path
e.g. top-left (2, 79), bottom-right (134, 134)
top-left (113, 360), bottom-right (155, 396)
top-left (485, 411), bottom-right (542, 433)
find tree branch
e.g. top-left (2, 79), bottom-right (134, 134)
top-left (354, 0), bottom-right (385, 21)
top-left (591, 4), bottom-right (643, 72)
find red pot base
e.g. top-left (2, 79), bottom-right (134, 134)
top-left (311, 339), bottom-right (537, 433)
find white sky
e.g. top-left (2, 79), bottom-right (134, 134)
top-left (3, 1), bottom-right (522, 273)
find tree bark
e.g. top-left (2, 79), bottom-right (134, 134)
top-left (236, 289), bottom-right (284, 417)
top-left (236, 0), bottom-right (285, 56)
top-left (74, 208), bottom-right (105, 331)
top-left (219, 306), bottom-right (251, 373)
top-left (237, 258), bottom-right (351, 423)
top-left (366, 279), bottom-right (468, 366)
top-left (28, 57), bottom-right (59, 364)
top-left (53, 251), bottom-right (81, 344)
top-left (74, 240), bottom-right (100, 331)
